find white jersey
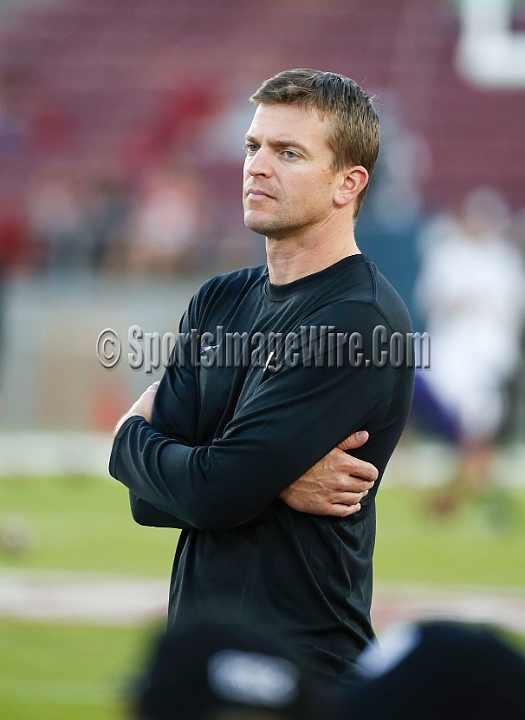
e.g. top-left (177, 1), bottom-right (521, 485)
top-left (416, 226), bottom-right (525, 438)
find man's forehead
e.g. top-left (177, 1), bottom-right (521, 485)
top-left (246, 103), bottom-right (332, 146)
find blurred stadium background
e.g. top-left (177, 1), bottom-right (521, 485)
top-left (0, 0), bottom-right (524, 717)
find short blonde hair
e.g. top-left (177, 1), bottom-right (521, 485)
top-left (250, 69), bottom-right (380, 217)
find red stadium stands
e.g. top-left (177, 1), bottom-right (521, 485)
top-left (0, 0), bottom-right (523, 211)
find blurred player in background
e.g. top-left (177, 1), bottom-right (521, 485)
top-left (415, 189), bottom-right (525, 516)
top-left (110, 69), bottom-right (414, 681)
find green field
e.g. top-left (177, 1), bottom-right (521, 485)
top-left (0, 477), bottom-right (178, 575)
top-left (375, 484), bottom-right (525, 587)
top-left (0, 477), bottom-right (524, 719)
top-left (0, 621), bottom-right (161, 720)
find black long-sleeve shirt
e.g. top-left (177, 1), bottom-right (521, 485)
top-left (110, 254), bottom-right (414, 680)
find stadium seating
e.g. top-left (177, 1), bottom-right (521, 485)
top-left (0, 0), bottom-right (524, 210)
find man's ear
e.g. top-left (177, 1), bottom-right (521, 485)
top-left (333, 166), bottom-right (369, 208)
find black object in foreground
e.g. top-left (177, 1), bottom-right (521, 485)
top-left (131, 618), bottom-right (321, 720)
top-left (330, 620), bottom-right (525, 720)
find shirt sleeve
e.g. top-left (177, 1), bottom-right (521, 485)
top-left (128, 491), bottom-right (194, 529)
top-left (121, 303), bottom-right (202, 529)
top-left (109, 302), bottom-right (406, 532)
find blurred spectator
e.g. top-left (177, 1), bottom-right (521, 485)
top-left (130, 618), bottom-right (320, 720)
top-left (26, 167), bottom-right (94, 275)
top-left (85, 172), bottom-right (131, 272)
top-left (126, 168), bottom-right (203, 277)
top-left (331, 621), bottom-right (525, 720)
top-left (414, 189), bottom-right (525, 510)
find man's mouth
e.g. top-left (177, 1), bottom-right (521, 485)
top-left (245, 189), bottom-right (274, 200)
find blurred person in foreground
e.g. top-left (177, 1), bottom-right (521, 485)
top-left (132, 618), bottom-right (525, 720)
top-left (110, 70), bottom-right (414, 682)
top-left (414, 189), bottom-right (525, 514)
top-left (330, 620), bottom-right (525, 720)
top-left (130, 617), bottom-right (320, 720)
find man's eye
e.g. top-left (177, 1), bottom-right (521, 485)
top-left (284, 150), bottom-right (297, 159)
top-left (245, 144), bottom-right (258, 153)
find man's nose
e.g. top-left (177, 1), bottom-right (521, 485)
top-left (245, 148), bottom-right (273, 177)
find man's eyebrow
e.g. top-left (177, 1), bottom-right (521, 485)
top-left (244, 135), bottom-right (309, 154)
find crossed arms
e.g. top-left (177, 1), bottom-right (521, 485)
top-left (111, 360), bottom-right (379, 532)
top-left (115, 380), bottom-right (377, 521)
top-left (109, 300), bottom-right (397, 531)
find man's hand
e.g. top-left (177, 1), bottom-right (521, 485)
top-left (113, 381), bottom-right (160, 438)
top-left (279, 431), bottom-right (378, 517)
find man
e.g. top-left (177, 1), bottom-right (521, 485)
top-left (110, 69), bottom-right (414, 681)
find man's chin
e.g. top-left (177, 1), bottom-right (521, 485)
top-left (243, 211), bottom-right (275, 237)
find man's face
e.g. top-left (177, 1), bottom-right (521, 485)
top-left (243, 103), bottom-right (341, 239)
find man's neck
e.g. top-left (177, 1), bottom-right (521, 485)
top-left (266, 226), bottom-right (360, 285)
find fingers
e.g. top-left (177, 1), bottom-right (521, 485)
top-left (327, 502), bottom-right (362, 517)
top-left (337, 430), bottom-right (368, 451)
top-left (336, 432), bottom-right (379, 482)
top-left (335, 489), bottom-right (369, 506)
top-left (330, 455), bottom-right (377, 484)
top-left (324, 459), bottom-right (376, 491)
top-left (340, 475), bottom-right (375, 493)
top-left (328, 471), bottom-right (373, 494)
top-left (345, 455), bottom-right (378, 483)
top-left (320, 489), bottom-right (370, 516)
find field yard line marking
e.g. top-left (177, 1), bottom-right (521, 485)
top-left (372, 583), bottom-right (525, 634)
top-left (1, 571), bottom-right (525, 633)
top-left (0, 569), bottom-right (168, 625)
